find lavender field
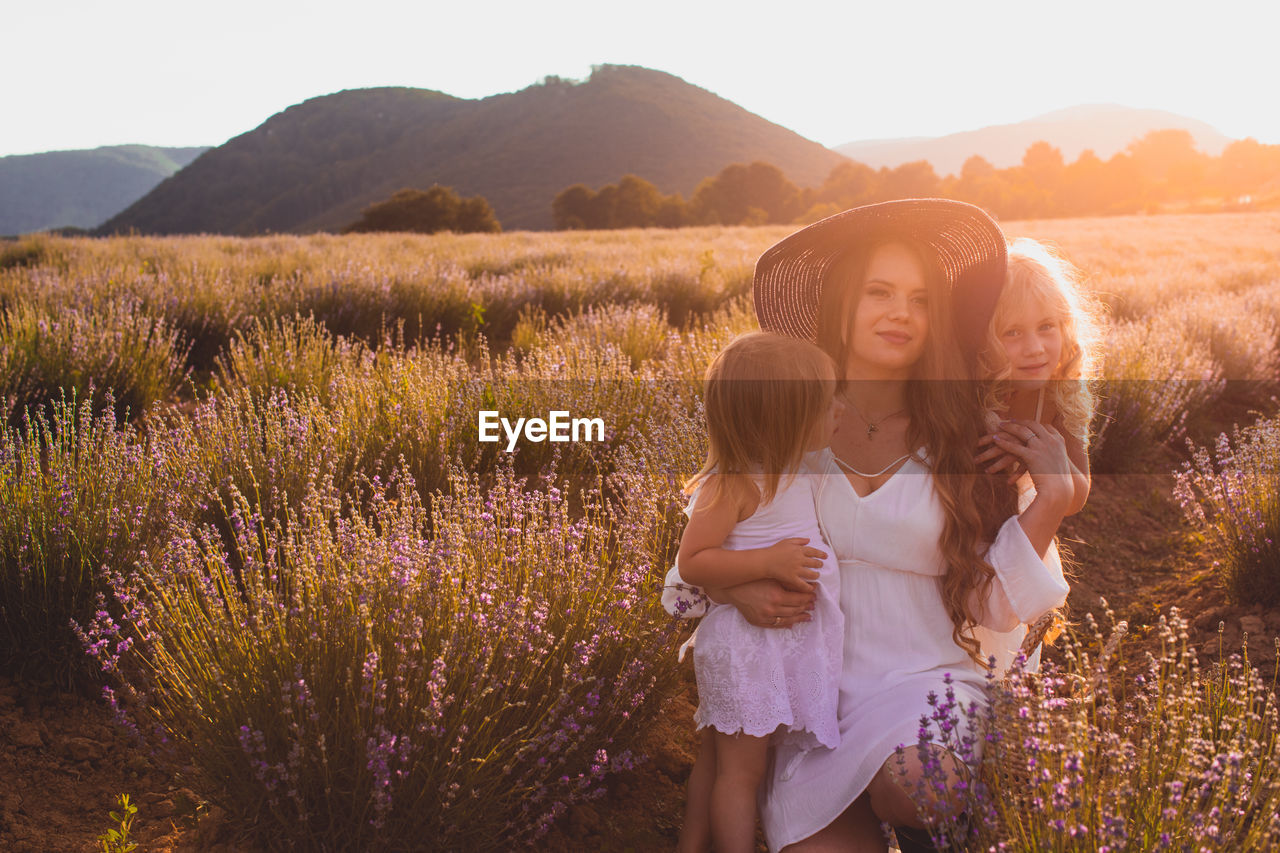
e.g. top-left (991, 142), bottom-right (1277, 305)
top-left (2, 213), bottom-right (1279, 850)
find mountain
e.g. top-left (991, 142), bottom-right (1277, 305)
top-left (101, 66), bottom-right (850, 234)
top-left (0, 145), bottom-right (209, 235)
top-left (836, 105), bottom-right (1234, 176)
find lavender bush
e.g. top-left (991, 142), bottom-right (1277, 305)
top-left (1245, 284), bottom-right (1280, 353)
top-left (519, 302), bottom-right (676, 369)
top-left (151, 385), bottom-right (384, 536)
top-left (0, 231), bottom-right (766, 365)
top-left (0, 297), bottom-right (190, 424)
top-left (214, 313), bottom-right (371, 403)
top-left (0, 392), bottom-right (172, 685)
top-left (187, 324), bottom-right (701, 540)
top-left (1175, 292), bottom-right (1280, 381)
top-left (1175, 417), bottom-right (1280, 607)
top-left (662, 295), bottom-right (760, 386)
top-left (907, 607), bottom-right (1280, 851)
top-left (0, 235), bottom-right (63, 271)
top-left (78, 460), bottom-right (683, 850)
top-left (1091, 315), bottom-right (1225, 474)
top-left (209, 326), bottom-right (477, 505)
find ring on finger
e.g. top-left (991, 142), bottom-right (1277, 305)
top-left (773, 615), bottom-right (781, 626)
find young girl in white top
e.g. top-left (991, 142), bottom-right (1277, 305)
top-left (674, 331), bottom-right (843, 853)
top-left (977, 237), bottom-right (1103, 513)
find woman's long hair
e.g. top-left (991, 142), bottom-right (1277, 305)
top-left (685, 332), bottom-right (836, 511)
top-left (817, 240), bottom-right (1017, 664)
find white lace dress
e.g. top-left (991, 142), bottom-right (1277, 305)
top-left (687, 469), bottom-right (843, 752)
top-left (664, 448), bottom-right (1068, 851)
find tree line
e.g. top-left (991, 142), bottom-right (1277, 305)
top-left (332, 130), bottom-right (1280, 235)
top-left (551, 130), bottom-right (1280, 228)
top-left (344, 186), bottom-right (501, 234)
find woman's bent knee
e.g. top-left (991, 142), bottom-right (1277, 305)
top-left (867, 747), bottom-right (969, 828)
top-left (867, 765), bottom-right (923, 828)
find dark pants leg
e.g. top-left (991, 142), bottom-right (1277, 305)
top-left (893, 825), bottom-right (942, 853)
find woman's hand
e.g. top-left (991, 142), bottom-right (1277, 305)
top-left (992, 418), bottom-right (1074, 556)
top-left (991, 418), bottom-right (1074, 504)
top-left (762, 537), bottom-right (826, 593)
top-left (715, 578), bottom-right (816, 629)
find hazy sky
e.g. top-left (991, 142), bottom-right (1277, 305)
top-left (4, 0), bottom-right (1278, 157)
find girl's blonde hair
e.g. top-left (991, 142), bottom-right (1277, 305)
top-left (816, 239), bottom-right (1018, 665)
top-left (685, 332), bottom-right (836, 509)
top-left (979, 238), bottom-right (1105, 446)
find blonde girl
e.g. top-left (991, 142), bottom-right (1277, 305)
top-left (675, 331), bottom-right (843, 853)
top-left (977, 237), bottom-right (1104, 514)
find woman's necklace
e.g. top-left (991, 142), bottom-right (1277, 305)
top-left (840, 393), bottom-right (906, 441)
top-left (833, 451), bottom-right (913, 479)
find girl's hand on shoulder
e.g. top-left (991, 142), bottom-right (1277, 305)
top-left (991, 419), bottom-right (1073, 508)
top-left (763, 537), bottom-right (825, 593)
top-left (719, 579), bottom-right (815, 628)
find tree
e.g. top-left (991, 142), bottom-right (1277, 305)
top-left (456, 197), bottom-right (502, 233)
top-left (960, 155), bottom-right (996, 182)
top-left (343, 186), bottom-right (501, 234)
top-left (952, 156), bottom-right (1014, 217)
top-left (1060, 150), bottom-right (1109, 216)
top-left (655, 195), bottom-right (690, 228)
top-left (818, 161), bottom-right (879, 209)
top-left (551, 177), bottom-right (687, 229)
top-left (552, 184), bottom-right (595, 229)
top-left (1216, 138), bottom-right (1280, 199)
top-left (1100, 153), bottom-right (1144, 214)
top-left (690, 161), bottom-right (801, 225)
top-left (1022, 142), bottom-right (1065, 181)
top-left (987, 142), bottom-right (1063, 218)
top-left (611, 175), bottom-right (665, 228)
top-left (1126, 129), bottom-right (1208, 203)
top-left (874, 161), bottom-right (939, 201)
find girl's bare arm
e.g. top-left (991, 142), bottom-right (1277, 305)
top-left (677, 475), bottom-right (824, 593)
top-left (1063, 428), bottom-right (1091, 515)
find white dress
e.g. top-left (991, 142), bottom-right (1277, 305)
top-left (663, 448), bottom-right (1068, 852)
top-left (690, 470), bottom-right (843, 753)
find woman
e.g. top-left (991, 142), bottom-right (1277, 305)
top-left (666, 200), bottom-right (1072, 852)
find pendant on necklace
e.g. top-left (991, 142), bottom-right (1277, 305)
top-left (866, 424), bottom-right (878, 439)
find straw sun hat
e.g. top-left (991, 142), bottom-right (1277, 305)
top-left (752, 199), bottom-right (1008, 357)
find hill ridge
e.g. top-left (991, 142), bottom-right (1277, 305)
top-left (0, 144), bottom-right (209, 234)
top-left (101, 65), bottom-right (849, 234)
top-left (836, 104), bottom-right (1233, 176)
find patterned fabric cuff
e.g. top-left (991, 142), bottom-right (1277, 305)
top-left (661, 564), bottom-right (709, 619)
